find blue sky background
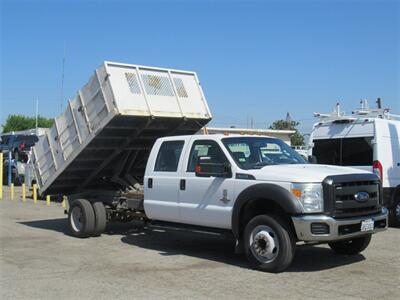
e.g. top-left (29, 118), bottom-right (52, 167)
top-left (1, 0), bottom-right (399, 133)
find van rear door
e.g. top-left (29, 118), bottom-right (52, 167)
top-left (312, 137), bottom-right (374, 172)
top-left (311, 121), bottom-right (374, 172)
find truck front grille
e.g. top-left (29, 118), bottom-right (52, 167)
top-left (322, 174), bottom-right (382, 218)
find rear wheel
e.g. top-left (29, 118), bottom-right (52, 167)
top-left (68, 199), bottom-right (95, 238)
top-left (92, 201), bottom-right (107, 237)
top-left (328, 235), bottom-right (371, 255)
top-left (244, 215), bottom-right (295, 273)
top-left (389, 193), bottom-right (400, 227)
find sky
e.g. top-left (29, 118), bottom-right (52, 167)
top-left (0, 0), bottom-right (399, 133)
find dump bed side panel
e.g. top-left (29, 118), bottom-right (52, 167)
top-left (34, 64), bottom-right (117, 195)
top-left (105, 62), bottom-right (211, 119)
top-left (33, 61), bottom-right (211, 196)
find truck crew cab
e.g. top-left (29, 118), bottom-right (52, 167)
top-left (33, 62), bottom-right (388, 273)
top-left (133, 134), bottom-right (386, 272)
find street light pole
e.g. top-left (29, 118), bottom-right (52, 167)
top-left (35, 98), bottom-right (39, 135)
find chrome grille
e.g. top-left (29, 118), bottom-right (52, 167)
top-left (333, 180), bottom-right (380, 217)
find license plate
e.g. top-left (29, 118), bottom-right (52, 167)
top-left (361, 219), bottom-right (374, 232)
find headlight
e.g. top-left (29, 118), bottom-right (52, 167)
top-left (291, 183), bottom-right (323, 213)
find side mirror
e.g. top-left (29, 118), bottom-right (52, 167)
top-left (195, 156), bottom-right (232, 178)
top-left (308, 155), bottom-right (317, 164)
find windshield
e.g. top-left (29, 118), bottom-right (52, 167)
top-left (17, 135), bottom-right (39, 145)
top-left (222, 137), bottom-right (307, 169)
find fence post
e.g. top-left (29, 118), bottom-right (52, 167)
top-left (61, 196), bottom-right (67, 209)
top-left (33, 184), bottom-right (37, 204)
top-left (22, 183), bottom-right (26, 202)
top-left (11, 183), bottom-right (14, 200)
top-left (8, 151), bottom-right (12, 186)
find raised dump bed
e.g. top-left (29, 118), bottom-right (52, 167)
top-left (33, 61), bottom-right (212, 196)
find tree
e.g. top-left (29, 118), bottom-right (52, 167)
top-left (269, 119), bottom-right (305, 146)
top-left (1, 114), bottom-right (54, 133)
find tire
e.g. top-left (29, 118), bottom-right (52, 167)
top-left (68, 199), bottom-right (95, 238)
top-left (92, 201), bottom-right (107, 237)
top-left (244, 214), bottom-right (295, 273)
top-left (389, 193), bottom-right (400, 227)
top-left (328, 235), bottom-right (371, 255)
top-left (14, 150), bottom-right (19, 161)
top-left (11, 168), bottom-right (22, 186)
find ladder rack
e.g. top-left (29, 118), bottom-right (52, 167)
top-left (314, 99), bottom-right (400, 122)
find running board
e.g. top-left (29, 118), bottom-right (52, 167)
top-left (148, 221), bottom-right (234, 239)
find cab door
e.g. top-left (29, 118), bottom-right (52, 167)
top-left (144, 139), bottom-right (186, 223)
top-left (178, 139), bottom-right (235, 229)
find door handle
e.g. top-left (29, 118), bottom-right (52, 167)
top-left (180, 179), bottom-right (186, 190)
top-left (148, 178), bottom-right (153, 188)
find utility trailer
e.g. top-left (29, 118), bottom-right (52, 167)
top-left (33, 61), bottom-right (212, 204)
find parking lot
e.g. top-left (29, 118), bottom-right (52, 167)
top-left (0, 186), bottom-right (399, 300)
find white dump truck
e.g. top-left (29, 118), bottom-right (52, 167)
top-left (33, 62), bottom-right (388, 272)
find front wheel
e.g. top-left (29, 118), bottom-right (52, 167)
top-left (389, 193), bottom-right (400, 227)
top-left (244, 215), bottom-right (295, 273)
top-left (328, 235), bottom-right (371, 255)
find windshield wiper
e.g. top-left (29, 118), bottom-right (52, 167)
top-left (251, 161), bottom-right (274, 169)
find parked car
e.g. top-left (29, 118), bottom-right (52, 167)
top-left (0, 134), bottom-right (11, 153)
top-left (2, 159), bottom-right (25, 186)
top-left (292, 145), bottom-right (308, 160)
top-left (0, 134), bottom-right (38, 162)
top-left (1, 133), bottom-right (39, 186)
top-left (309, 100), bottom-right (400, 226)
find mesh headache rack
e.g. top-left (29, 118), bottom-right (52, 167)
top-left (33, 61), bottom-right (212, 196)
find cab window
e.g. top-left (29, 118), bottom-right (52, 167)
top-left (154, 141), bottom-right (184, 172)
top-left (187, 140), bottom-right (228, 172)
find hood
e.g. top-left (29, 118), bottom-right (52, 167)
top-left (250, 164), bottom-right (371, 183)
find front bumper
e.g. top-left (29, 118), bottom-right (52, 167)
top-left (291, 207), bottom-right (388, 242)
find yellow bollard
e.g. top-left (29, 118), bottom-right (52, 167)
top-left (61, 198), bottom-right (66, 209)
top-left (22, 183), bottom-right (26, 202)
top-left (46, 195), bottom-right (50, 206)
top-left (11, 183), bottom-right (14, 200)
top-left (33, 184), bottom-right (37, 204)
top-left (0, 152), bottom-right (3, 200)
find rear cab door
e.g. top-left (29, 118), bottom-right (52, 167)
top-left (144, 137), bottom-right (189, 222)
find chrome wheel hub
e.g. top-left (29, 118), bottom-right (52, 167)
top-left (71, 206), bottom-right (83, 232)
top-left (250, 225), bottom-right (279, 262)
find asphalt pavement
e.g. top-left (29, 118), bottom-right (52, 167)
top-left (1, 186), bottom-right (399, 300)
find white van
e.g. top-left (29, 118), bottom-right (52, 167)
top-left (309, 100), bottom-right (400, 226)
